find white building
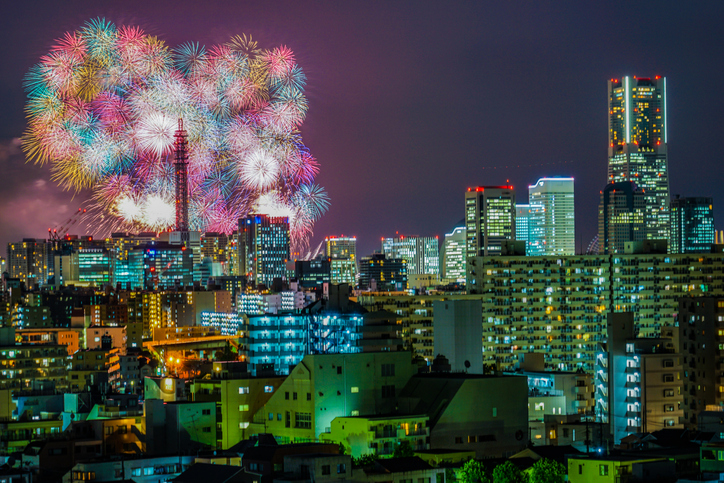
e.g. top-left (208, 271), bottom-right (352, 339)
top-left (527, 177), bottom-right (575, 256)
top-left (440, 225), bottom-right (466, 283)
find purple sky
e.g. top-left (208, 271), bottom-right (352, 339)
top-left (1, 1), bottom-right (723, 257)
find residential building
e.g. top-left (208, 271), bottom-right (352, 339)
top-left (189, 368), bottom-right (285, 449)
top-left (676, 297), bottom-right (724, 426)
top-left (596, 313), bottom-right (684, 444)
top-left (320, 414), bottom-right (429, 458)
top-left (248, 351), bottom-right (417, 442)
top-left (568, 455), bottom-right (673, 483)
top-left (397, 374), bottom-right (528, 458)
top-left (466, 250), bottom-right (724, 372)
top-left (465, 186), bottom-right (516, 257)
top-left (0, 327), bottom-right (68, 391)
top-left (607, 76), bottom-right (670, 242)
top-left (145, 400), bottom-right (217, 454)
top-left (670, 196), bottom-right (715, 253)
top-left (527, 177), bottom-right (575, 256)
top-left (63, 455), bottom-right (196, 483)
top-left (239, 214), bottom-right (290, 287)
top-left (68, 349), bottom-right (108, 392)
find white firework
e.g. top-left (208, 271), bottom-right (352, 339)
top-left (240, 149), bottom-right (279, 191)
top-left (135, 111), bottom-right (176, 157)
top-left (116, 195), bottom-right (142, 222)
top-left (142, 194), bottom-right (175, 228)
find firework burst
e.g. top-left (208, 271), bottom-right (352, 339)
top-left (23, 18), bottom-right (328, 252)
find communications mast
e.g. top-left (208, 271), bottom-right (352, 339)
top-left (174, 118), bottom-right (189, 232)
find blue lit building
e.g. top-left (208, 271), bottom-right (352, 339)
top-left (670, 196), bottom-right (715, 254)
top-left (238, 214), bottom-right (290, 287)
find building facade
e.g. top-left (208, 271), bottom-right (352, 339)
top-left (381, 236), bottom-right (439, 277)
top-left (607, 76), bottom-right (670, 242)
top-left (598, 181), bottom-right (647, 254)
top-left (239, 214), bottom-right (290, 287)
top-left (465, 186), bottom-right (516, 257)
top-left (440, 225), bottom-right (466, 284)
top-left (528, 177), bottom-right (575, 256)
top-left (670, 196), bottom-right (715, 254)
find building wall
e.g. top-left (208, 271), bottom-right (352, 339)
top-left (433, 300), bottom-right (482, 373)
top-left (431, 377), bottom-right (527, 458)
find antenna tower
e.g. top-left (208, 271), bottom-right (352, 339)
top-left (174, 118), bottom-right (189, 232)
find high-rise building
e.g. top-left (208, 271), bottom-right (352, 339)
top-left (7, 239), bottom-right (50, 287)
top-left (325, 236), bottom-right (357, 285)
top-left (527, 177), bottom-right (575, 256)
top-left (608, 76), bottom-right (670, 241)
top-left (598, 181), bottom-right (647, 254)
top-left (381, 236), bottom-right (439, 276)
top-left (465, 186), bottom-right (516, 257)
top-left (238, 214), bottom-right (290, 287)
top-left (669, 196), bottom-right (715, 253)
top-left (359, 254), bottom-right (407, 291)
top-left (440, 225), bottom-right (466, 284)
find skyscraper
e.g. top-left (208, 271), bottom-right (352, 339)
top-left (440, 225), bottom-right (466, 284)
top-left (527, 177), bottom-right (575, 256)
top-left (381, 235), bottom-right (439, 276)
top-left (608, 76), bottom-right (670, 241)
top-left (465, 186), bottom-right (516, 257)
top-left (7, 239), bottom-right (50, 287)
top-left (238, 214), bottom-right (290, 287)
top-left (670, 196), bottom-right (715, 253)
top-left (598, 181), bottom-right (647, 254)
top-left (325, 236), bottom-right (357, 284)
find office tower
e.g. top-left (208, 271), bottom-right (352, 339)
top-left (7, 239), bottom-right (50, 287)
top-left (325, 236), bottom-right (357, 285)
top-left (359, 254), bottom-right (407, 291)
top-left (440, 225), bottom-right (466, 284)
top-left (381, 236), bottom-right (439, 276)
top-left (598, 181), bottom-right (647, 254)
top-left (465, 186), bottom-right (516, 257)
top-left (433, 300), bottom-right (482, 373)
top-left (238, 214), bottom-right (290, 287)
top-left (608, 76), bottom-right (670, 241)
top-left (128, 243), bottom-right (194, 290)
top-left (669, 196), bottom-right (715, 253)
top-left (527, 177), bottom-right (575, 256)
top-left (295, 257), bottom-right (331, 288)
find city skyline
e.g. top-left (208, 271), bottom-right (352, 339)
top-left (1, 2), bottom-right (723, 257)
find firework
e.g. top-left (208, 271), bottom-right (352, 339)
top-left (23, 18), bottom-right (328, 251)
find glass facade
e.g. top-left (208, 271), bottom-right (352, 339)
top-left (381, 236), bottom-right (439, 276)
top-left (608, 76), bottom-right (670, 242)
top-left (528, 178), bottom-right (575, 256)
top-left (239, 214), bottom-right (290, 287)
top-left (465, 186), bottom-right (516, 257)
top-left (441, 226), bottom-right (466, 283)
top-left (670, 196), bottom-right (715, 253)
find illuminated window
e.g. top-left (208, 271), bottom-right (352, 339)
top-left (351, 387), bottom-right (359, 393)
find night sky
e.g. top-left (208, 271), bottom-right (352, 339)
top-left (1, 1), bottom-right (723, 257)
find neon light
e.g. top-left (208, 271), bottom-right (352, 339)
top-left (625, 76), bottom-right (630, 144)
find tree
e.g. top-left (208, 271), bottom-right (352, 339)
top-left (459, 459), bottom-right (492, 483)
top-left (529, 458), bottom-right (565, 483)
top-left (353, 453), bottom-right (379, 467)
top-left (492, 461), bottom-right (526, 483)
top-left (393, 440), bottom-right (415, 458)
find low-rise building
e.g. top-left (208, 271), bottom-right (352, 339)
top-left (320, 414), bottom-right (429, 458)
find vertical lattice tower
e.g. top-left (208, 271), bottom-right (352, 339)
top-left (174, 118), bottom-right (189, 232)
